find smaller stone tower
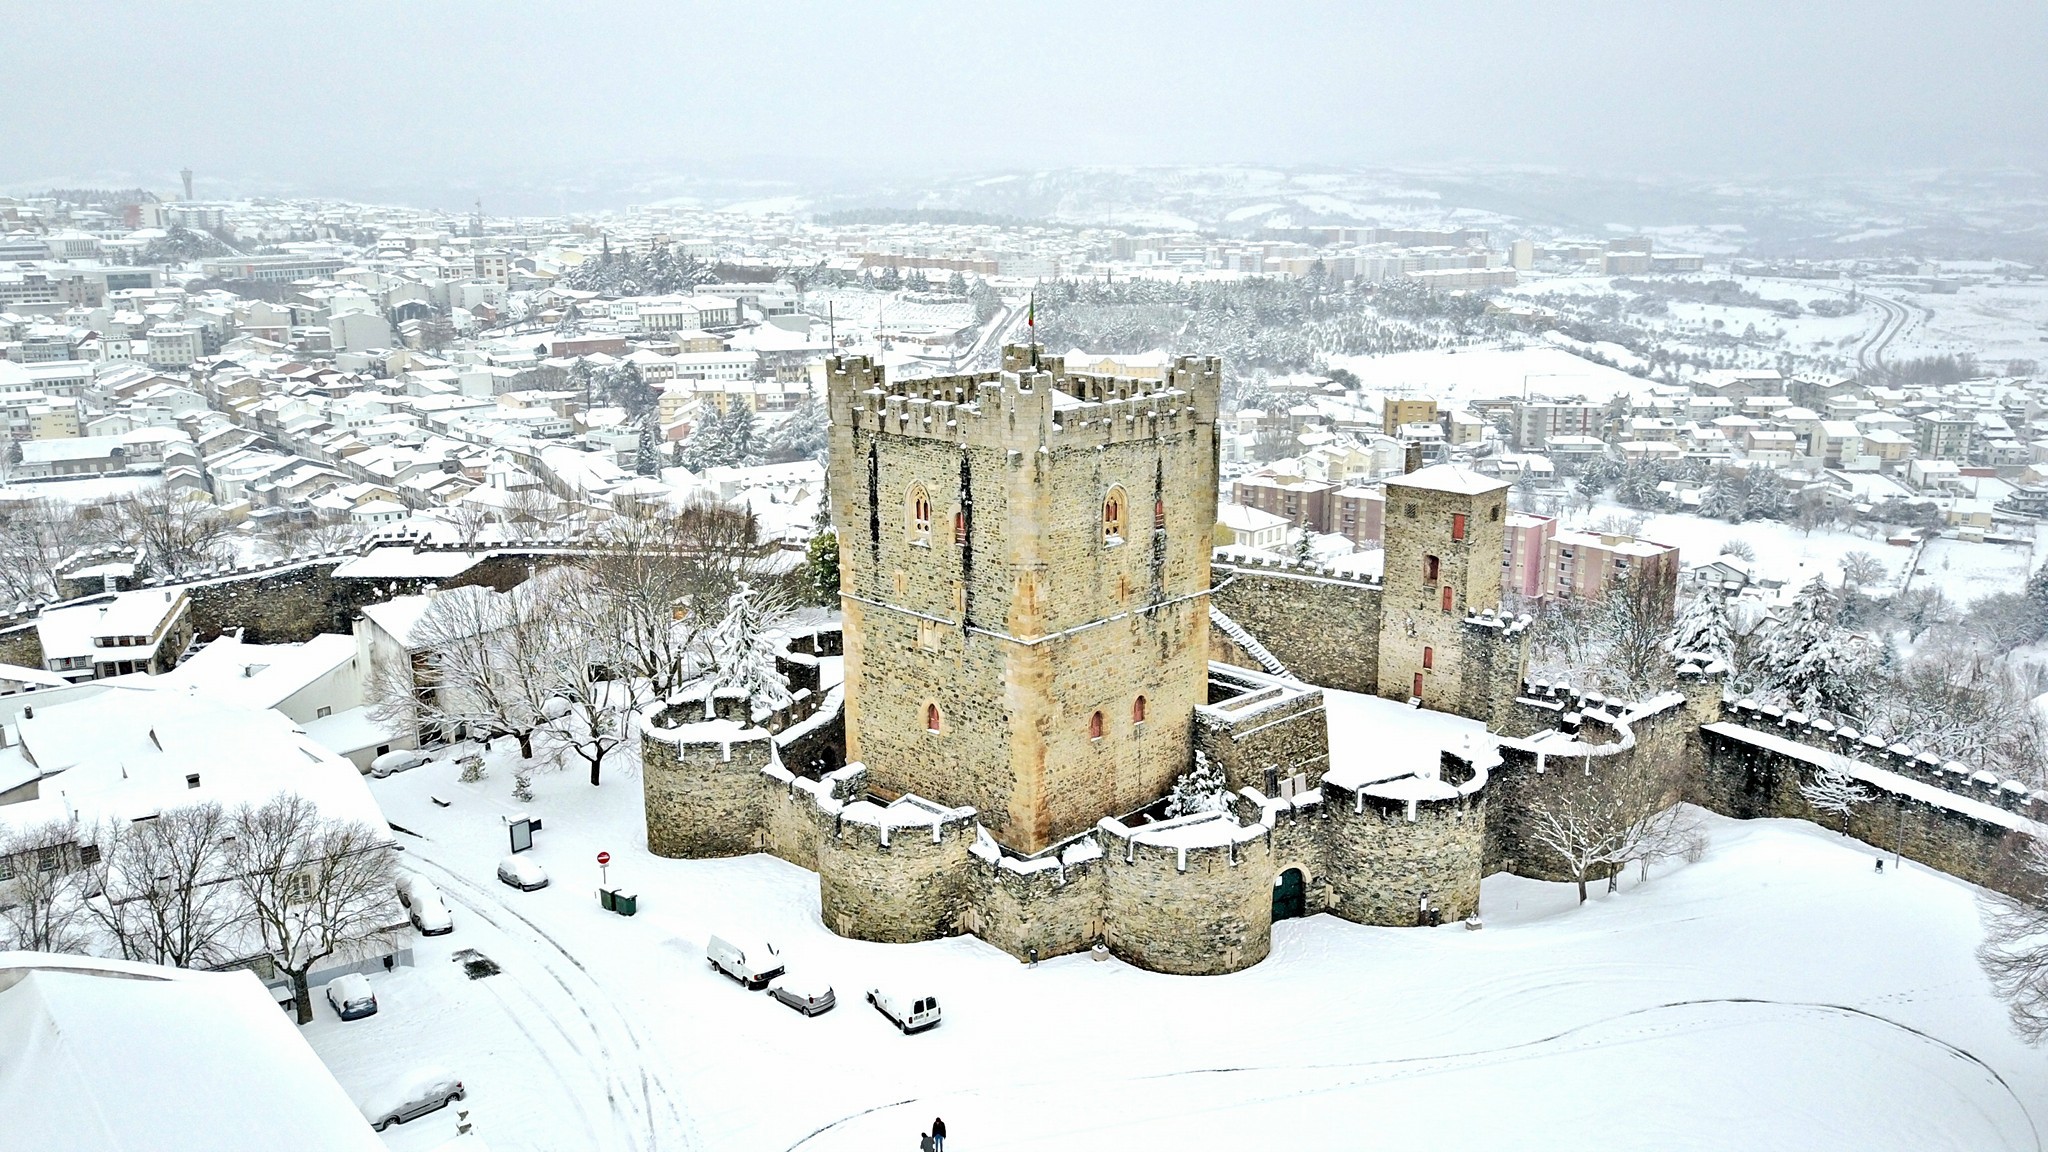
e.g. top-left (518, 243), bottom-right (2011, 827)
top-left (1376, 464), bottom-right (1512, 717)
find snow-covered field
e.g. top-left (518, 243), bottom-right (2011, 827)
top-left (306, 734), bottom-right (2048, 1152)
top-left (1558, 502), bottom-right (2045, 603)
top-left (1325, 345), bottom-right (1651, 406)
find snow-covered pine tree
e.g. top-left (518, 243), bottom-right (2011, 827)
top-left (1760, 575), bottom-right (1864, 717)
top-left (1164, 752), bottom-right (1229, 817)
top-left (634, 417), bottom-right (659, 477)
top-left (703, 584), bottom-right (791, 711)
top-left (724, 406), bottom-right (760, 467)
top-left (1669, 583), bottom-right (1735, 666)
top-left (1292, 526), bottom-right (1315, 566)
top-left (1797, 758), bottom-right (1871, 835)
top-left (1745, 469), bottom-right (1788, 521)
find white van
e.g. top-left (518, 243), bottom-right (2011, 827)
top-left (866, 987), bottom-right (941, 1033)
top-left (705, 935), bottom-right (784, 989)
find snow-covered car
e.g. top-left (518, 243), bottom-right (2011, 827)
top-left (706, 935), bottom-right (783, 989)
top-left (357, 1066), bottom-right (466, 1131)
top-left (866, 987), bottom-right (941, 1033)
top-left (768, 974), bottom-right (835, 1016)
top-left (368, 749), bottom-right (429, 778)
top-left (496, 855), bottom-right (549, 891)
top-left (395, 873), bottom-right (436, 910)
top-left (408, 888), bottom-right (454, 936)
top-left (325, 972), bottom-right (377, 1021)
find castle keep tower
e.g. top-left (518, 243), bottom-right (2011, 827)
top-left (827, 346), bottom-right (1220, 853)
top-left (1376, 464), bottom-right (1511, 715)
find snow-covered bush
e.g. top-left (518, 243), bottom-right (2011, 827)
top-left (1164, 752), bottom-right (1230, 818)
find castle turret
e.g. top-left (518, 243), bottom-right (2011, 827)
top-left (827, 345), bottom-right (1221, 853)
top-left (1376, 464), bottom-right (1514, 717)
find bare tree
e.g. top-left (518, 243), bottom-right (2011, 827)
top-left (391, 577), bottom-right (573, 760)
top-left (441, 500), bottom-right (497, 548)
top-left (81, 803), bottom-right (241, 968)
top-left (1797, 757), bottom-right (1872, 836)
top-left (1980, 833), bottom-right (2048, 1043)
top-left (1839, 550), bottom-right (1886, 593)
top-left (0, 498), bottom-right (111, 604)
top-left (1594, 565), bottom-right (1679, 699)
top-left (228, 794), bottom-right (398, 1024)
top-left (122, 484), bottom-right (232, 578)
top-left (0, 821), bottom-right (90, 953)
top-left (1512, 754), bottom-right (1690, 903)
top-left (539, 626), bottom-right (637, 787)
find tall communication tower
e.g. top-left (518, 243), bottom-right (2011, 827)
top-left (180, 168), bottom-right (194, 201)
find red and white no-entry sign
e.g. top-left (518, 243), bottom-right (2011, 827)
top-left (597, 851), bottom-right (611, 866)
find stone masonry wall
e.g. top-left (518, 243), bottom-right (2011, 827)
top-left (1323, 774), bottom-right (1486, 925)
top-left (1210, 561), bottom-right (1380, 693)
top-left (1699, 725), bottom-right (2032, 895)
top-left (966, 849), bottom-right (1106, 963)
top-left (641, 717), bottom-right (775, 859)
top-left (817, 810), bottom-right (977, 943)
top-left (1196, 671), bottom-right (1331, 793)
top-left (1099, 822), bottom-right (1274, 974)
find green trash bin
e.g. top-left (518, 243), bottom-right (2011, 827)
top-left (613, 891), bottom-right (638, 917)
top-left (598, 887), bottom-right (617, 912)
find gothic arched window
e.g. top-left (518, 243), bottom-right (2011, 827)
top-left (1102, 488), bottom-right (1127, 545)
top-left (909, 485), bottom-right (932, 545)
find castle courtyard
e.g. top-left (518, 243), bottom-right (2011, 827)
top-left (308, 732), bottom-right (2043, 1152)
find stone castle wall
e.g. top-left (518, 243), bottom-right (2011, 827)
top-left (1196, 665), bottom-right (1331, 793)
top-left (1098, 817), bottom-right (1275, 975)
top-left (1697, 709), bottom-right (2041, 896)
top-left (1210, 560), bottom-right (1380, 694)
top-left (818, 803), bottom-right (979, 943)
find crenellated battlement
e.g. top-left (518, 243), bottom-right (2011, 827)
top-left (826, 347), bottom-right (1220, 453)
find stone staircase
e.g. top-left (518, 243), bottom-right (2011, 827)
top-left (1209, 605), bottom-right (1291, 680)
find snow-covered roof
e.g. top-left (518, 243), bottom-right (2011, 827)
top-left (331, 546), bottom-right (484, 580)
top-left (359, 594), bottom-right (433, 647)
top-left (148, 633), bottom-right (356, 712)
top-left (0, 686), bottom-right (389, 839)
top-left (0, 955), bottom-right (382, 1152)
top-left (35, 589), bottom-right (186, 662)
top-left (1386, 463), bottom-right (1508, 497)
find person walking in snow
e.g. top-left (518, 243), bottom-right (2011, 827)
top-left (932, 1117), bottom-right (947, 1150)
top-left (1875, 857), bottom-right (1884, 874)
top-left (919, 1131), bottom-right (935, 1152)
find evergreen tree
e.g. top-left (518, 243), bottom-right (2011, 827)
top-left (704, 585), bottom-right (791, 711)
top-left (1669, 583), bottom-right (1734, 666)
top-left (806, 530), bottom-right (841, 606)
top-left (2024, 559), bottom-right (2048, 640)
top-left (1745, 469), bottom-right (1788, 521)
top-left (1292, 526), bottom-right (1316, 566)
top-left (556, 302), bottom-right (585, 337)
top-left (634, 417), bottom-right (659, 477)
top-left (763, 395), bottom-right (829, 462)
top-left (1164, 752), bottom-right (1230, 817)
top-left (1759, 576), bottom-right (1866, 717)
top-left (724, 405), bottom-right (760, 466)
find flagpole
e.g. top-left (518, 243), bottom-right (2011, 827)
top-left (1028, 284), bottom-right (1038, 369)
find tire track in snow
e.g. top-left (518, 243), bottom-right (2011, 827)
top-left (782, 997), bottom-right (2039, 1152)
top-left (404, 850), bottom-right (699, 1151)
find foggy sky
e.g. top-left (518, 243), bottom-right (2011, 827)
top-left (3, 1), bottom-right (2042, 207)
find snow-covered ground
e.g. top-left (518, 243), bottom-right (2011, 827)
top-left (1324, 345), bottom-right (1652, 406)
top-left (307, 737), bottom-right (2048, 1152)
top-left (1555, 502), bottom-right (2045, 604)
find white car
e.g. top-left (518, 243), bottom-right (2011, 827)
top-left (866, 987), bottom-right (941, 1033)
top-left (496, 854), bottom-right (549, 891)
top-left (357, 1066), bottom-right (466, 1131)
top-left (396, 874), bottom-right (453, 934)
top-left (706, 935), bottom-right (784, 989)
top-left (768, 974), bottom-right (836, 1016)
top-left (369, 749), bottom-right (429, 778)
top-left (325, 972), bottom-right (377, 1021)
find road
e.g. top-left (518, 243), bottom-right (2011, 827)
top-left (1854, 288), bottom-right (1925, 374)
